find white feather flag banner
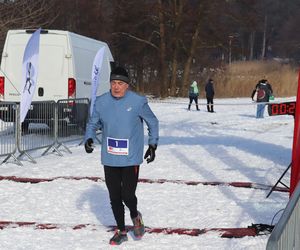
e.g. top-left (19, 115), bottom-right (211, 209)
top-left (20, 28), bottom-right (41, 123)
top-left (90, 46), bottom-right (106, 116)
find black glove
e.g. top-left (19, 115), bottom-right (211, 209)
top-left (84, 138), bottom-right (94, 153)
top-left (144, 144), bottom-right (157, 164)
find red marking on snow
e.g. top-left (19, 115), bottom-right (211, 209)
top-left (0, 220), bottom-right (257, 238)
top-left (0, 175), bottom-right (289, 192)
top-left (0, 176), bottom-right (104, 183)
top-left (138, 179), bottom-right (288, 192)
top-left (145, 227), bottom-right (257, 238)
top-left (73, 224), bottom-right (88, 230)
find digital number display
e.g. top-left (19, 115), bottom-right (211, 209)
top-left (268, 102), bottom-right (296, 116)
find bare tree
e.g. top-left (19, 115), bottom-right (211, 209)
top-left (157, 0), bottom-right (168, 97)
top-left (169, 0), bottom-right (184, 96)
top-left (0, 0), bottom-right (60, 52)
top-left (0, 0), bottom-right (294, 97)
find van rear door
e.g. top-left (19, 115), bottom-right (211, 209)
top-left (38, 33), bottom-right (70, 101)
top-left (1, 31), bottom-right (70, 102)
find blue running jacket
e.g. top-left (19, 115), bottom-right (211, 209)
top-left (85, 90), bottom-right (159, 167)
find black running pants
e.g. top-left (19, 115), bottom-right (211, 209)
top-left (189, 96), bottom-right (198, 105)
top-left (104, 165), bottom-right (139, 231)
top-left (206, 97), bottom-right (214, 112)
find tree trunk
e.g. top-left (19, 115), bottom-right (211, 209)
top-left (249, 31), bottom-right (255, 61)
top-left (158, 0), bottom-right (168, 97)
top-left (169, 0), bottom-right (183, 96)
top-left (136, 63), bottom-right (144, 93)
top-left (181, 24), bottom-right (200, 96)
top-left (261, 15), bottom-right (267, 60)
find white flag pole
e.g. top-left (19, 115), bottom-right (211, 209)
top-left (90, 46), bottom-right (106, 116)
top-left (20, 28), bottom-right (41, 123)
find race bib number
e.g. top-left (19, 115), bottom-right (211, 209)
top-left (107, 137), bottom-right (129, 155)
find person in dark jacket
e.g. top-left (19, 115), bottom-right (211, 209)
top-left (251, 79), bottom-right (273, 118)
top-left (205, 78), bottom-right (215, 112)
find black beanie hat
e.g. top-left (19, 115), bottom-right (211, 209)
top-left (110, 66), bottom-right (130, 84)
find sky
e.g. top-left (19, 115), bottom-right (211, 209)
top-left (0, 97), bottom-right (296, 250)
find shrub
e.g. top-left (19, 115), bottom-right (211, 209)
top-left (211, 60), bottom-right (298, 98)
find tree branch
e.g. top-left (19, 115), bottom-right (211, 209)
top-left (112, 31), bottom-right (159, 50)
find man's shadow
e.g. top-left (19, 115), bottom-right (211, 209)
top-left (76, 184), bottom-right (115, 226)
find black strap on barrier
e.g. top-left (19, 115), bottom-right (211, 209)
top-left (248, 223), bottom-right (275, 235)
top-left (266, 162), bottom-right (291, 198)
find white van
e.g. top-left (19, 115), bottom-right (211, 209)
top-left (0, 29), bottom-right (114, 127)
top-left (0, 29), bottom-right (114, 102)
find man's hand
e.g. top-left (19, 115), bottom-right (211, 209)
top-left (144, 144), bottom-right (157, 164)
top-left (84, 138), bottom-right (94, 153)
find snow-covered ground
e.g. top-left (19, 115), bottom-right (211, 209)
top-left (0, 97), bottom-right (295, 250)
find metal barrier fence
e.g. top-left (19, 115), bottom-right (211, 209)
top-left (266, 182), bottom-right (300, 250)
top-left (18, 100), bottom-right (56, 163)
top-left (0, 98), bottom-right (90, 166)
top-left (0, 102), bottom-right (18, 164)
top-left (54, 98), bottom-right (89, 153)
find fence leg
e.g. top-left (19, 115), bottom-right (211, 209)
top-left (17, 151), bottom-right (37, 164)
top-left (1, 154), bottom-right (23, 166)
top-left (78, 138), bottom-right (84, 146)
top-left (41, 145), bottom-right (63, 157)
top-left (56, 142), bottom-right (72, 154)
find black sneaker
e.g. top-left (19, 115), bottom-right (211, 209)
top-left (131, 211), bottom-right (145, 238)
top-left (109, 230), bottom-right (128, 245)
